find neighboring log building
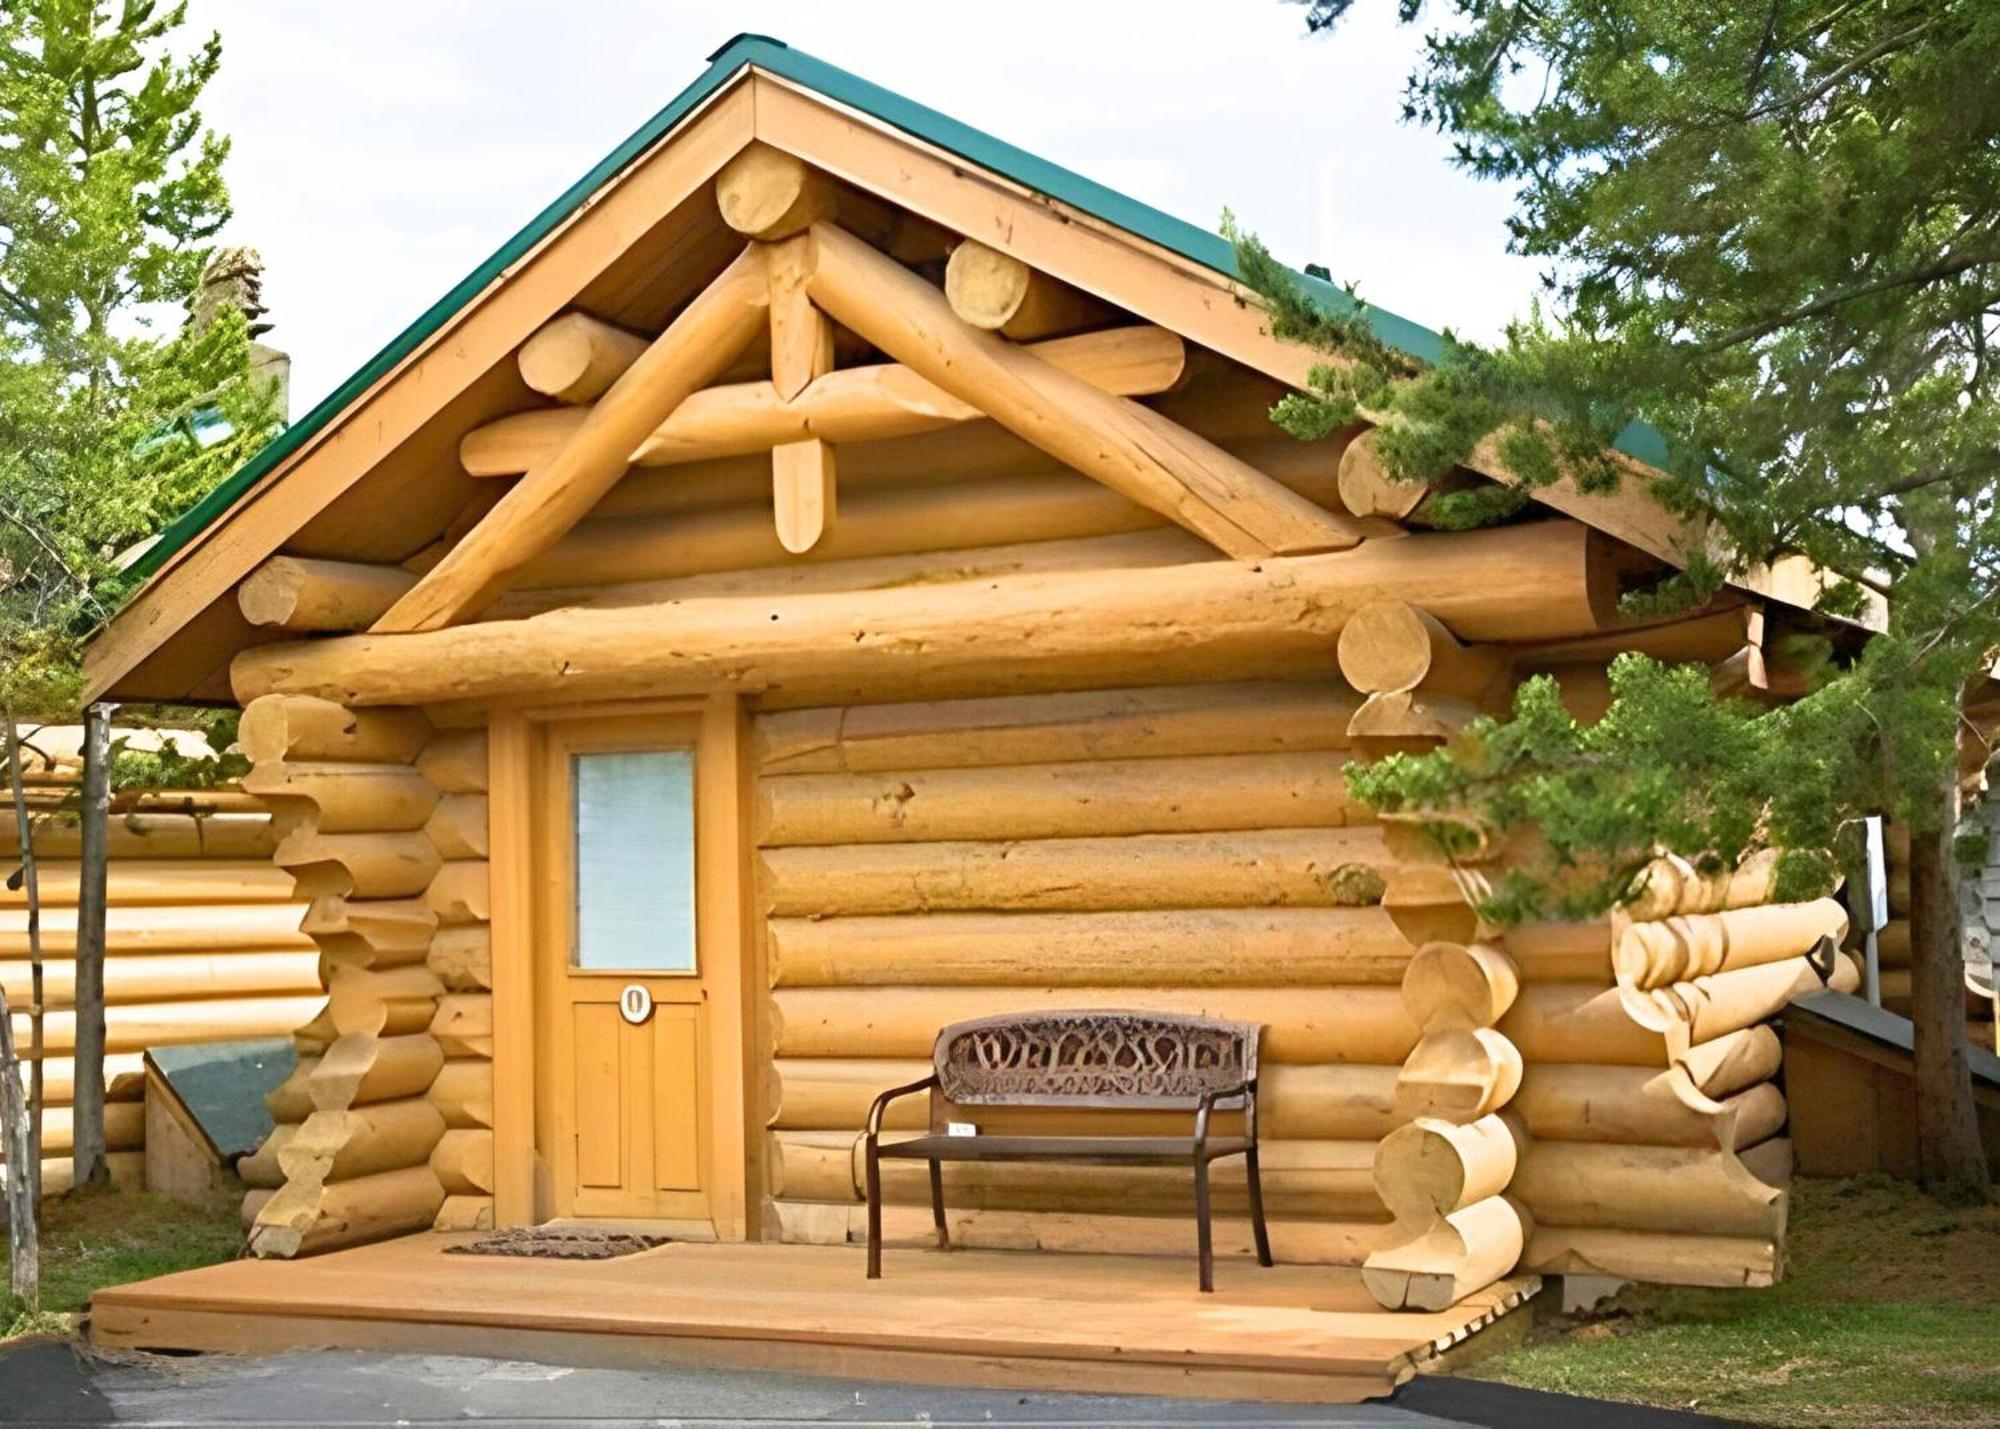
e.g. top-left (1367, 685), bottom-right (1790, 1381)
top-left (1, 726), bottom-right (318, 1195)
top-left (78, 37), bottom-right (1863, 1310)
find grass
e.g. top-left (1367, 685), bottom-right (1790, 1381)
top-left (2, 1184), bottom-right (243, 1341)
top-left (1472, 1175), bottom-right (2000, 1426)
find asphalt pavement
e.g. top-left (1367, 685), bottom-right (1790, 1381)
top-left (0, 1338), bottom-right (1737, 1428)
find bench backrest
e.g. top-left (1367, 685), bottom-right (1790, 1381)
top-left (933, 1009), bottom-right (1261, 1110)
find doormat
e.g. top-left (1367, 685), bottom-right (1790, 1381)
top-left (444, 1227), bottom-right (672, 1260)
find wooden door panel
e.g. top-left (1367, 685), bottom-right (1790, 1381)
top-left (572, 1002), bottom-right (625, 1189)
top-left (528, 705), bottom-right (744, 1230)
top-left (652, 1006), bottom-right (702, 1191)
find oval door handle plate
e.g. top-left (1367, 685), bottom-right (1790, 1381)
top-left (619, 983), bottom-right (654, 1025)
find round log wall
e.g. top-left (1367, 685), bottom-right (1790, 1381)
top-left (756, 676), bottom-right (1466, 1264)
top-left (1, 725), bottom-right (320, 1196)
top-left (237, 698), bottom-right (494, 1255)
top-left (1503, 851), bottom-right (1857, 1288)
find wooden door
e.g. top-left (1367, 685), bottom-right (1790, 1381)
top-left (534, 713), bottom-right (717, 1221)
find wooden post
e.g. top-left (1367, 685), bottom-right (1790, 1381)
top-left (516, 313), bottom-right (650, 404)
top-left (2, 719), bottom-right (43, 1205)
top-left (766, 236), bottom-right (837, 553)
top-left (0, 720), bottom-right (34, 1304)
top-left (238, 557), bottom-right (419, 633)
top-left (1337, 429), bottom-right (1476, 522)
top-left (715, 143), bottom-right (837, 242)
top-left (0, 975), bottom-right (32, 1306)
top-left (70, 702), bottom-right (113, 1190)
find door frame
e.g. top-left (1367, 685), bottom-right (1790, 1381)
top-left (486, 692), bottom-right (755, 1239)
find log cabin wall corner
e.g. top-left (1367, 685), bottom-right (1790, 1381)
top-left (80, 36), bottom-right (1864, 1309)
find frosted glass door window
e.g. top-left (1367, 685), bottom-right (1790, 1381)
top-left (572, 749), bottom-right (697, 972)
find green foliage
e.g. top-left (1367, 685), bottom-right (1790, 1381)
top-left (106, 708), bottom-right (245, 794)
top-left (1351, 654), bottom-right (1842, 922)
top-left (0, 1), bottom-right (276, 716)
top-left (1246, 0), bottom-right (2000, 911)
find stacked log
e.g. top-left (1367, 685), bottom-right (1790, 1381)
top-left (1877, 821), bottom-right (1914, 1012)
top-left (1, 725), bottom-right (318, 1195)
top-left (238, 696), bottom-right (448, 1257)
top-left (1334, 602), bottom-right (1531, 1310)
top-left (1504, 851), bottom-right (1855, 1287)
top-left (1335, 430), bottom-right (1479, 525)
top-left (416, 729), bottom-right (496, 1232)
top-left (1335, 598), bottom-right (1510, 756)
top-left (756, 677), bottom-right (1424, 1262)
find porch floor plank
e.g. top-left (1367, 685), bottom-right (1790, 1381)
top-left (90, 1237), bottom-right (1539, 1404)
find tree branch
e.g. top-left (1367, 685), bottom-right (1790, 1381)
top-left (1738, 15), bottom-right (1937, 122)
top-left (1696, 243), bottom-right (2000, 353)
top-left (1879, 451), bottom-right (2000, 501)
top-left (0, 503), bottom-right (82, 591)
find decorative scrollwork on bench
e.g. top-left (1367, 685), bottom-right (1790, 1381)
top-left (934, 1009), bottom-right (1260, 1108)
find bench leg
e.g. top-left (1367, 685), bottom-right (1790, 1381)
top-left (865, 1140), bottom-right (883, 1280)
top-left (1194, 1157), bottom-right (1215, 1293)
top-left (928, 1158), bottom-right (950, 1250)
top-left (1245, 1147), bottom-right (1274, 1268)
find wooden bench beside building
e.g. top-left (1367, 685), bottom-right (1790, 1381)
top-left (77, 33), bottom-right (1866, 1400)
top-left (865, 1010), bottom-right (1272, 1290)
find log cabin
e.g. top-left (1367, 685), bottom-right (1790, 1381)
top-left (79, 35), bottom-right (1868, 1369)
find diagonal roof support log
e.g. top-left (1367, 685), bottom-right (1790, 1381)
top-left (801, 223), bottom-right (1366, 560)
top-left (373, 243), bottom-right (772, 633)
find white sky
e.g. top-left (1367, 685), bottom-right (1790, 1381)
top-left (181, 0), bottom-right (1543, 417)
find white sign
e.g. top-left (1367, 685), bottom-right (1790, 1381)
top-left (1863, 816), bottom-right (1889, 933)
top-left (618, 984), bottom-right (654, 1026)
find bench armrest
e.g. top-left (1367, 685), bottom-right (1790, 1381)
top-left (1194, 1078), bottom-right (1258, 1150)
top-left (865, 1075), bottom-right (941, 1138)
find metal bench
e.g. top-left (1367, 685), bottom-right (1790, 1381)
top-left (863, 1009), bottom-right (1271, 1292)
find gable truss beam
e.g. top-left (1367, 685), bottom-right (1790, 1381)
top-left (800, 222), bottom-right (1363, 559)
top-left (747, 80), bottom-right (1693, 570)
top-left (707, 143), bottom-right (1363, 560)
top-left (406, 146), bottom-right (1362, 637)
top-left (372, 244), bottom-right (771, 632)
top-left (457, 324), bottom-right (1189, 477)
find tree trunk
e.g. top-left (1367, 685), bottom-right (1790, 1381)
top-left (1907, 766), bottom-right (1992, 1198)
top-left (0, 722), bottom-right (37, 1305)
top-left (70, 703), bottom-right (112, 1190)
top-left (0, 978), bottom-right (34, 1307)
top-left (2, 721), bottom-right (43, 1204)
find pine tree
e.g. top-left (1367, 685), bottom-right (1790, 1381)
top-left (0, 0), bottom-right (277, 714)
top-left (1243, 0), bottom-right (2000, 1194)
top-left (0, 0), bottom-right (272, 1304)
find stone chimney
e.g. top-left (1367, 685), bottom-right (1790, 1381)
top-left (194, 246), bottom-right (290, 422)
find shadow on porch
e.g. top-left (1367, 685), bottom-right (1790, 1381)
top-left (89, 1235), bottom-right (1539, 1404)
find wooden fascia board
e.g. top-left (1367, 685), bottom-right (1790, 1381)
top-left (752, 75), bottom-right (1885, 631)
top-left (82, 81), bottom-right (759, 702)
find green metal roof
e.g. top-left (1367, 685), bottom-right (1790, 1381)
top-left (121, 32), bottom-right (1670, 592)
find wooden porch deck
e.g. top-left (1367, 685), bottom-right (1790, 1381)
top-left (90, 1237), bottom-right (1539, 1404)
